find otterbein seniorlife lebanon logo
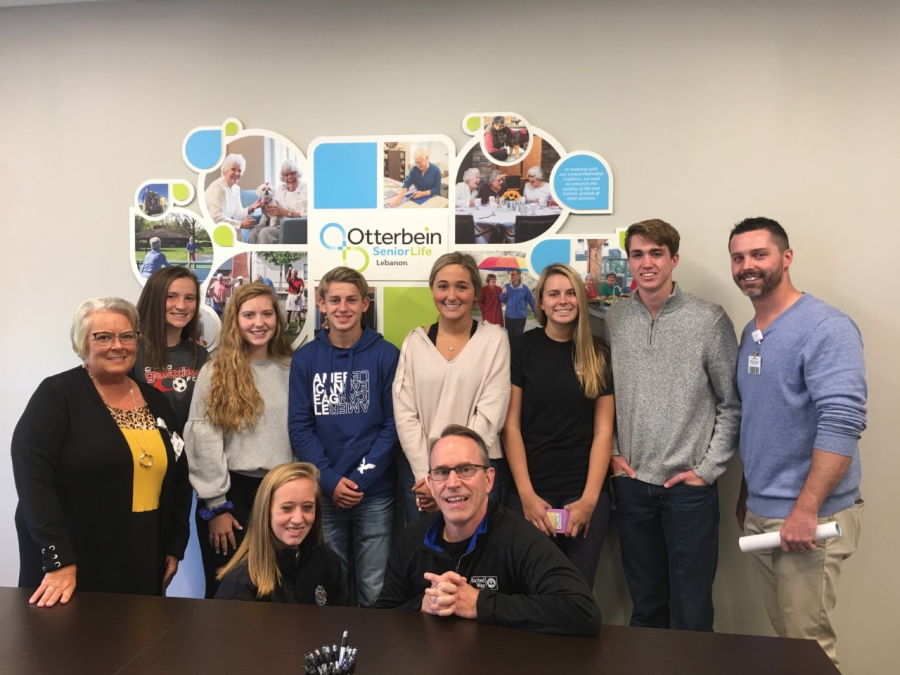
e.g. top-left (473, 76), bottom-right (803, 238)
top-left (320, 222), bottom-right (442, 272)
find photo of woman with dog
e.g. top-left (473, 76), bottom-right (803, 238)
top-left (203, 135), bottom-right (307, 246)
top-left (254, 159), bottom-right (307, 246)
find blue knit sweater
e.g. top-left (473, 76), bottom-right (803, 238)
top-left (737, 294), bottom-right (867, 519)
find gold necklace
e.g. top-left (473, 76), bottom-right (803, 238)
top-left (439, 325), bottom-right (469, 353)
top-left (89, 371), bottom-right (154, 469)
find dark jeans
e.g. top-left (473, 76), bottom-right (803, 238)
top-left (195, 472), bottom-right (262, 599)
top-left (507, 491), bottom-right (610, 590)
top-left (399, 454), bottom-right (504, 525)
top-left (505, 317), bottom-right (526, 341)
top-left (613, 477), bottom-right (719, 631)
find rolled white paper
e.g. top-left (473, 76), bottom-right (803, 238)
top-left (739, 521), bottom-right (841, 553)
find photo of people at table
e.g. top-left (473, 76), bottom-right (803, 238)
top-left (202, 135), bottom-right (308, 245)
top-left (455, 136), bottom-right (563, 245)
top-left (383, 141), bottom-right (450, 208)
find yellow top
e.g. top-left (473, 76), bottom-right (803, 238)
top-left (108, 405), bottom-right (168, 512)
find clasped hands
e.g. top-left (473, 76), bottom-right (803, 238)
top-left (420, 571), bottom-right (478, 619)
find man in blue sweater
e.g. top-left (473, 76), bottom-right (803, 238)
top-left (729, 217), bottom-right (866, 670)
top-left (500, 269), bottom-right (536, 340)
top-left (289, 267), bottom-right (400, 606)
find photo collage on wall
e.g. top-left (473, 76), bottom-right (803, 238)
top-left (128, 114), bottom-right (620, 351)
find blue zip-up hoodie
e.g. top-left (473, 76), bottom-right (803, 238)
top-left (289, 325), bottom-right (400, 500)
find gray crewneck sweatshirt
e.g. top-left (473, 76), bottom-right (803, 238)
top-left (184, 358), bottom-right (293, 507)
top-left (605, 283), bottom-right (741, 485)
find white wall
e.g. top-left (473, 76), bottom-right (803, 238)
top-left (1, 1), bottom-right (897, 673)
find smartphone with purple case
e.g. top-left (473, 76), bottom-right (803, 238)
top-left (546, 508), bottom-right (569, 533)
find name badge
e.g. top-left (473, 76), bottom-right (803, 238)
top-left (748, 354), bottom-right (761, 375)
top-left (171, 432), bottom-right (185, 459)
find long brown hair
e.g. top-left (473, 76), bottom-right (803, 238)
top-left (136, 267), bottom-right (202, 370)
top-left (216, 462), bottom-right (324, 598)
top-left (535, 263), bottom-right (609, 399)
top-left (205, 283), bottom-right (291, 433)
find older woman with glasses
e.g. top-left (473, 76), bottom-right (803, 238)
top-left (478, 169), bottom-right (506, 205)
top-left (255, 159), bottom-right (308, 245)
top-left (12, 298), bottom-right (192, 607)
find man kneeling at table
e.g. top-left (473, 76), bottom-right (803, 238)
top-left (375, 424), bottom-right (601, 636)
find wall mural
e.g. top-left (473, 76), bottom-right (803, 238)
top-left (129, 114), bottom-right (626, 350)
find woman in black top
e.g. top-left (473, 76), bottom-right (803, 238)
top-left (215, 462), bottom-right (345, 605)
top-left (13, 297), bottom-right (191, 606)
top-left (502, 264), bottom-right (614, 589)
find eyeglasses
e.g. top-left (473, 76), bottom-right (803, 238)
top-left (428, 464), bottom-right (490, 482)
top-left (283, 171), bottom-right (298, 178)
top-left (92, 331), bottom-right (140, 346)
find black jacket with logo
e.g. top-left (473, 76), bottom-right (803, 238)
top-left (374, 502), bottom-right (601, 636)
top-left (215, 538), bottom-right (347, 605)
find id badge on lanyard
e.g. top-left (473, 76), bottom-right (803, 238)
top-left (748, 329), bottom-right (763, 375)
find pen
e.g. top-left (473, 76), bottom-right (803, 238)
top-left (338, 630), bottom-right (348, 666)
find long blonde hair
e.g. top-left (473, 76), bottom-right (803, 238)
top-left (205, 283), bottom-right (292, 433)
top-left (534, 263), bottom-right (609, 399)
top-left (216, 463), bottom-right (323, 598)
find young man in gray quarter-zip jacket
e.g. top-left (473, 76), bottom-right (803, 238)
top-left (605, 219), bottom-right (740, 632)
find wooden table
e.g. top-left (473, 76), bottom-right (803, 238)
top-left (0, 587), bottom-right (838, 674)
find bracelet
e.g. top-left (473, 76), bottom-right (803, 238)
top-left (199, 501), bottom-right (234, 521)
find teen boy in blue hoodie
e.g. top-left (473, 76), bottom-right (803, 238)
top-left (289, 267), bottom-right (401, 606)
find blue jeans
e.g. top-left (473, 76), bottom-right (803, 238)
top-left (399, 454), bottom-right (503, 525)
top-left (613, 477), bottom-right (719, 631)
top-left (321, 494), bottom-right (394, 607)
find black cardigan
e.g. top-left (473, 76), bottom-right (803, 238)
top-left (12, 366), bottom-right (192, 594)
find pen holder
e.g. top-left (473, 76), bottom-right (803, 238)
top-left (304, 631), bottom-right (358, 674)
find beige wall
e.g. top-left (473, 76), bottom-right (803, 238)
top-left (1, 1), bottom-right (896, 672)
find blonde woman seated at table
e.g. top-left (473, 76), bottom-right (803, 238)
top-left (394, 253), bottom-right (511, 523)
top-left (256, 159), bottom-right (308, 246)
top-left (204, 153), bottom-right (261, 238)
top-left (455, 168), bottom-right (482, 208)
top-left (215, 462), bottom-right (346, 605)
top-left (523, 166), bottom-right (552, 203)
